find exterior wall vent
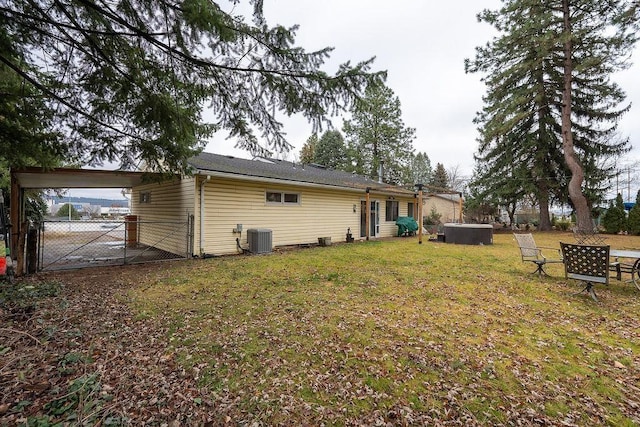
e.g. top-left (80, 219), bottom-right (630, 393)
top-left (247, 229), bottom-right (272, 254)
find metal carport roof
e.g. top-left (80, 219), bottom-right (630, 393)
top-left (9, 167), bottom-right (164, 275)
top-left (11, 167), bottom-right (150, 189)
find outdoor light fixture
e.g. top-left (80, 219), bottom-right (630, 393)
top-left (353, 204), bottom-right (356, 213)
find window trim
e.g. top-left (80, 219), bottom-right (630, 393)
top-left (265, 190), bottom-right (301, 205)
top-left (385, 200), bottom-right (399, 221)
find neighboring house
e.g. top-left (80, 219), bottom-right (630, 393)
top-left (131, 152), bottom-right (418, 257)
top-left (424, 193), bottom-right (463, 224)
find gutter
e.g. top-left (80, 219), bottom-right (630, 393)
top-left (193, 169), bottom-right (414, 197)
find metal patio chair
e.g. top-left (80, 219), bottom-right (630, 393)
top-left (514, 233), bottom-right (563, 277)
top-left (560, 242), bottom-right (610, 302)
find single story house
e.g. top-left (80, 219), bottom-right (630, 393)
top-left (424, 193), bottom-right (463, 224)
top-left (131, 152), bottom-right (420, 257)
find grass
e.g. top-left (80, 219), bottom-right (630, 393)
top-left (129, 231), bottom-right (640, 424)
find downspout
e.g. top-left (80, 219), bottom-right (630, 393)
top-left (199, 175), bottom-right (210, 256)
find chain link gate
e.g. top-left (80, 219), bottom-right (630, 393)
top-left (38, 215), bottom-right (194, 271)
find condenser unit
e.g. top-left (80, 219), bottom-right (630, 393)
top-left (247, 229), bottom-right (272, 254)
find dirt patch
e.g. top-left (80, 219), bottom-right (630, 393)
top-left (0, 262), bottom-right (216, 426)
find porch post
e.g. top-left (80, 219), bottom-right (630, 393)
top-left (419, 186), bottom-right (423, 244)
top-left (365, 187), bottom-right (371, 241)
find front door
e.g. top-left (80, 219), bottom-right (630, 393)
top-left (360, 200), bottom-right (380, 238)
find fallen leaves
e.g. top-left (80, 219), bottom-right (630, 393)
top-left (2, 234), bottom-right (640, 425)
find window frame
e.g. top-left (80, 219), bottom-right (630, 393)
top-left (265, 190), bottom-right (301, 205)
top-left (385, 200), bottom-right (399, 221)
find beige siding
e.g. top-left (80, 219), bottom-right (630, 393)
top-left (131, 177), bottom-right (196, 256)
top-left (199, 177), bottom-right (414, 255)
top-left (424, 196), bottom-right (462, 223)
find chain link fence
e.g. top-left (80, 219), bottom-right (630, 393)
top-left (38, 216), bottom-right (194, 271)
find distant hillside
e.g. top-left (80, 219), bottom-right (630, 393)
top-left (50, 196), bottom-right (129, 207)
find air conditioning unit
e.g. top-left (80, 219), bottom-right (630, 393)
top-left (247, 229), bottom-right (272, 254)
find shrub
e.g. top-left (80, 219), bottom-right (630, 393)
top-left (556, 219), bottom-right (572, 231)
top-left (601, 193), bottom-right (627, 234)
top-left (627, 190), bottom-right (640, 235)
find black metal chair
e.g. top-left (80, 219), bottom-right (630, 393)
top-left (560, 242), bottom-right (610, 301)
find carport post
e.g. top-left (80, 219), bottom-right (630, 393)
top-left (9, 172), bottom-right (22, 274)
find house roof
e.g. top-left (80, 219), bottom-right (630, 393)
top-left (426, 193), bottom-right (463, 203)
top-left (189, 152), bottom-right (416, 196)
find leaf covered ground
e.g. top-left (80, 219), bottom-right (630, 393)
top-left (1, 232), bottom-right (640, 425)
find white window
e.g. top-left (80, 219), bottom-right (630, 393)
top-left (266, 191), bottom-right (300, 205)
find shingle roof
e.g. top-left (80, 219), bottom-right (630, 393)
top-left (188, 152), bottom-right (415, 196)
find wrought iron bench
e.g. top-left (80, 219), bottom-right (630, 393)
top-left (560, 242), bottom-right (610, 301)
top-left (514, 233), bottom-right (563, 276)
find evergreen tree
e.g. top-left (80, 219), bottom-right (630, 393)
top-left (299, 134), bottom-right (318, 165)
top-left (313, 130), bottom-right (348, 170)
top-left (0, 25), bottom-right (63, 169)
top-left (430, 163), bottom-right (449, 190)
top-left (406, 152), bottom-right (432, 186)
top-left (627, 190), bottom-right (640, 235)
top-left (601, 193), bottom-right (627, 234)
top-left (467, 160), bottom-right (525, 226)
top-left (343, 83), bottom-right (415, 185)
top-left (466, 0), bottom-right (634, 231)
top-left (0, 1), bottom-right (384, 174)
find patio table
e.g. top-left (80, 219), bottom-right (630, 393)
top-left (610, 249), bottom-right (640, 291)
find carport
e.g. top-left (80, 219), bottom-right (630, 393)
top-left (10, 167), bottom-right (188, 274)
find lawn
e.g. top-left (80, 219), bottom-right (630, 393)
top-left (2, 231), bottom-right (640, 425)
top-left (131, 231), bottom-right (640, 425)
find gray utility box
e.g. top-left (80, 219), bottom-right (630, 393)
top-left (247, 229), bottom-right (272, 254)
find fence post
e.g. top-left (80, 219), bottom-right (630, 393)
top-left (26, 226), bottom-right (38, 274)
top-left (123, 219), bottom-right (127, 265)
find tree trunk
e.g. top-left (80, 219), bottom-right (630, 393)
top-left (561, 0), bottom-right (592, 232)
top-left (508, 203), bottom-right (517, 228)
top-left (535, 63), bottom-right (553, 232)
top-left (538, 187), bottom-right (552, 231)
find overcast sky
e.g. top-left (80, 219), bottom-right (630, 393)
top-left (75, 0), bottom-right (640, 200)
top-left (205, 0), bottom-right (640, 178)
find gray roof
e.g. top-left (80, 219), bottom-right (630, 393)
top-left (188, 152), bottom-right (415, 196)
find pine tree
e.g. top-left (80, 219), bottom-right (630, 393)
top-left (313, 130), bottom-right (348, 170)
top-left (0, 1), bottom-right (384, 174)
top-left (343, 83), bottom-right (415, 185)
top-left (466, 0), bottom-right (634, 231)
top-left (299, 134), bottom-right (318, 165)
top-left (406, 152), bottom-right (432, 186)
top-left (627, 190), bottom-right (640, 235)
top-left (430, 163), bottom-right (449, 190)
